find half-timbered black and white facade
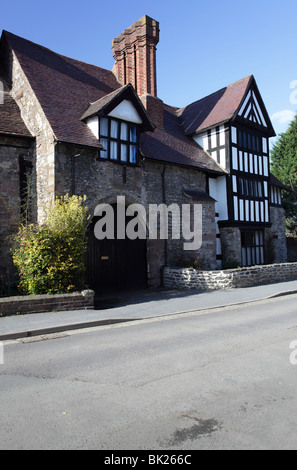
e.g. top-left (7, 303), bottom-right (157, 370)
top-left (183, 76), bottom-right (286, 268)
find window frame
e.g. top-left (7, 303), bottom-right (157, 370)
top-left (238, 177), bottom-right (263, 199)
top-left (99, 116), bottom-right (140, 166)
top-left (241, 230), bottom-right (265, 267)
top-left (270, 185), bottom-right (282, 207)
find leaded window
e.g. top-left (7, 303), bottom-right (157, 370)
top-left (238, 178), bottom-right (263, 198)
top-left (99, 117), bottom-right (139, 165)
top-left (241, 230), bottom-right (264, 267)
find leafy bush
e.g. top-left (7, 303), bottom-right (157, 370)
top-left (12, 195), bottom-right (91, 295)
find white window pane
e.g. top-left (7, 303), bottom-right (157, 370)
top-left (130, 125), bottom-right (137, 143)
top-left (260, 202), bottom-right (264, 221)
top-left (121, 122), bottom-right (128, 141)
top-left (265, 200), bottom-right (269, 222)
top-left (130, 145), bottom-right (137, 164)
top-left (100, 138), bottom-right (108, 159)
top-left (100, 118), bottom-right (108, 137)
top-left (220, 126), bottom-right (226, 146)
top-left (231, 126), bottom-right (237, 144)
top-left (234, 196), bottom-right (238, 220)
top-left (232, 175), bottom-right (237, 193)
top-left (263, 156), bottom-right (268, 176)
top-left (240, 199), bottom-right (244, 221)
top-left (232, 147), bottom-right (238, 170)
top-left (110, 120), bottom-right (118, 139)
top-left (110, 141), bottom-right (118, 160)
top-left (210, 131), bottom-right (216, 149)
top-left (250, 200), bottom-right (254, 221)
top-left (121, 144), bottom-right (128, 162)
top-left (262, 137), bottom-right (267, 154)
top-left (245, 200), bottom-right (249, 221)
top-left (239, 151), bottom-right (243, 171)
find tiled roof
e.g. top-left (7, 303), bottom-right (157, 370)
top-left (177, 76), bottom-right (253, 135)
top-left (2, 31), bottom-right (121, 148)
top-left (1, 31), bottom-right (225, 174)
top-left (80, 83), bottom-right (155, 133)
top-left (80, 86), bottom-right (128, 120)
top-left (183, 189), bottom-right (216, 202)
top-left (140, 105), bottom-right (225, 174)
top-left (0, 76), bottom-right (32, 138)
top-left (270, 173), bottom-right (288, 190)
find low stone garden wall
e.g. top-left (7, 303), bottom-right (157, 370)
top-left (0, 290), bottom-right (94, 315)
top-left (163, 263), bottom-right (297, 291)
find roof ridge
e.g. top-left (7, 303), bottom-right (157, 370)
top-left (2, 30), bottom-right (115, 76)
top-left (177, 75), bottom-right (253, 114)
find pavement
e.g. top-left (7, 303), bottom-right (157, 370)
top-left (1, 280), bottom-right (297, 341)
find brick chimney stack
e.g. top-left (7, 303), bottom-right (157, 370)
top-left (112, 15), bottom-right (164, 128)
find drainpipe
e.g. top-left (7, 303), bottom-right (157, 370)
top-left (71, 153), bottom-right (81, 195)
top-left (161, 165), bottom-right (168, 267)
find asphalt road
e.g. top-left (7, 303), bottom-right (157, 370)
top-left (1, 294), bottom-right (297, 450)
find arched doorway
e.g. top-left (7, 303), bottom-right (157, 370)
top-left (86, 203), bottom-right (147, 295)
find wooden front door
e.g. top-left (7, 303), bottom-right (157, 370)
top-left (86, 207), bottom-right (147, 295)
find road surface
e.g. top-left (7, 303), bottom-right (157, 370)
top-left (1, 294), bottom-right (297, 450)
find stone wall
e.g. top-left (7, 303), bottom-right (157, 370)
top-left (163, 263), bottom-right (297, 291)
top-left (0, 289), bottom-right (94, 316)
top-left (265, 206), bottom-right (287, 264)
top-left (10, 50), bottom-right (55, 223)
top-left (219, 226), bottom-right (242, 268)
top-left (55, 142), bottom-right (217, 286)
top-left (0, 136), bottom-right (34, 278)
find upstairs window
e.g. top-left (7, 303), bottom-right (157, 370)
top-left (99, 117), bottom-right (139, 165)
top-left (270, 186), bottom-right (282, 206)
top-left (237, 129), bottom-right (261, 153)
top-left (238, 178), bottom-right (263, 198)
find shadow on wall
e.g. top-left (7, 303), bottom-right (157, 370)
top-left (287, 237), bottom-right (297, 262)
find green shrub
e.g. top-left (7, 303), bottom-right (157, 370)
top-left (12, 195), bottom-right (91, 295)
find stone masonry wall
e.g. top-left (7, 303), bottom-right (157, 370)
top-left (0, 289), bottom-right (94, 316)
top-left (164, 263), bottom-right (297, 291)
top-left (55, 143), bottom-right (217, 286)
top-left (265, 206), bottom-right (287, 264)
top-left (219, 226), bottom-right (242, 268)
top-left (10, 50), bottom-right (55, 223)
top-left (0, 136), bottom-right (34, 278)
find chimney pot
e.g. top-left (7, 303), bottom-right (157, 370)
top-left (112, 16), bottom-right (160, 98)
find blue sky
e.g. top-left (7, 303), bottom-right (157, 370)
top-left (1, 0), bottom-right (296, 142)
